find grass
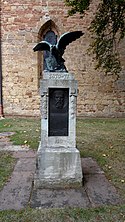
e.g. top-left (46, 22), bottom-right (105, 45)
top-left (0, 152), bottom-right (16, 190)
top-left (76, 118), bottom-right (125, 200)
top-left (0, 205), bottom-right (125, 222)
top-left (0, 117), bottom-right (125, 221)
top-left (0, 118), bottom-right (41, 149)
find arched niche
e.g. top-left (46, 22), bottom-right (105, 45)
top-left (37, 20), bottom-right (59, 83)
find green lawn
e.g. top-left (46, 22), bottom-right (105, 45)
top-left (76, 118), bottom-right (125, 200)
top-left (0, 117), bottom-right (41, 149)
top-left (0, 117), bottom-right (125, 221)
top-left (0, 152), bottom-right (16, 190)
top-left (0, 205), bottom-right (125, 222)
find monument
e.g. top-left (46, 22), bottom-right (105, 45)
top-left (33, 31), bottom-right (84, 188)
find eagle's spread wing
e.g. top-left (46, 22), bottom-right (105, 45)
top-left (33, 41), bottom-right (51, 52)
top-left (56, 31), bottom-right (84, 55)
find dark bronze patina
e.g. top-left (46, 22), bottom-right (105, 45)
top-left (48, 88), bottom-right (69, 136)
top-left (33, 31), bottom-right (84, 72)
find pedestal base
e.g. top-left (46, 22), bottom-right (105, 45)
top-left (34, 143), bottom-right (83, 188)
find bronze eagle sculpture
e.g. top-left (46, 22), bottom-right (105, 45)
top-left (33, 31), bottom-right (84, 72)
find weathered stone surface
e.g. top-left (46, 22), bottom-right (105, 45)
top-left (12, 150), bottom-right (36, 159)
top-left (82, 158), bottom-right (122, 207)
top-left (1, 0), bottom-right (125, 117)
top-left (0, 132), bottom-right (15, 137)
top-left (0, 171), bottom-right (33, 210)
top-left (84, 174), bottom-right (122, 207)
top-left (31, 188), bottom-right (90, 209)
top-left (0, 145), bottom-right (29, 151)
top-left (35, 72), bottom-right (83, 188)
top-left (0, 153), bottom-right (122, 210)
top-left (0, 134), bottom-right (122, 210)
top-left (0, 156), bottom-right (36, 211)
top-left (35, 145), bottom-right (82, 188)
top-left (31, 157), bottom-right (122, 209)
top-left (40, 72), bottom-right (77, 149)
top-left (81, 158), bottom-right (104, 175)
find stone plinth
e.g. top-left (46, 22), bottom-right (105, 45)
top-left (34, 71), bottom-right (82, 188)
top-left (34, 143), bottom-right (82, 188)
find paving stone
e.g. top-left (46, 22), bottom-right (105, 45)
top-left (0, 132), bottom-right (15, 137)
top-left (0, 141), bottom-right (13, 147)
top-left (0, 153), bottom-right (122, 210)
top-left (12, 150), bottom-right (36, 159)
top-left (30, 188), bottom-right (91, 209)
top-left (14, 158), bottom-right (36, 172)
top-left (0, 145), bottom-right (29, 151)
top-left (0, 172), bottom-right (33, 210)
top-left (0, 137), bottom-right (12, 142)
top-left (0, 156), bottom-right (36, 211)
top-left (84, 174), bottom-right (122, 207)
top-left (82, 158), bottom-right (122, 207)
top-left (30, 158), bottom-right (122, 209)
top-left (81, 157), bottom-right (104, 175)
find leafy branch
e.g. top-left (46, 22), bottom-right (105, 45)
top-left (65, 0), bottom-right (90, 15)
top-left (64, 0), bottom-right (125, 75)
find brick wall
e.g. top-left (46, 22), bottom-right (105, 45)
top-left (1, 0), bottom-right (125, 117)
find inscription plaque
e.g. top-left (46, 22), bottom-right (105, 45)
top-left (48, 88), bottom-right (69, 136)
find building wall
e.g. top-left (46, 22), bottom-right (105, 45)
top-left (1, 0), bottom-right (125, 117)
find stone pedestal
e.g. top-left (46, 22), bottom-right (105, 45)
top-left (34, 71), bottom-right (82, 188)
